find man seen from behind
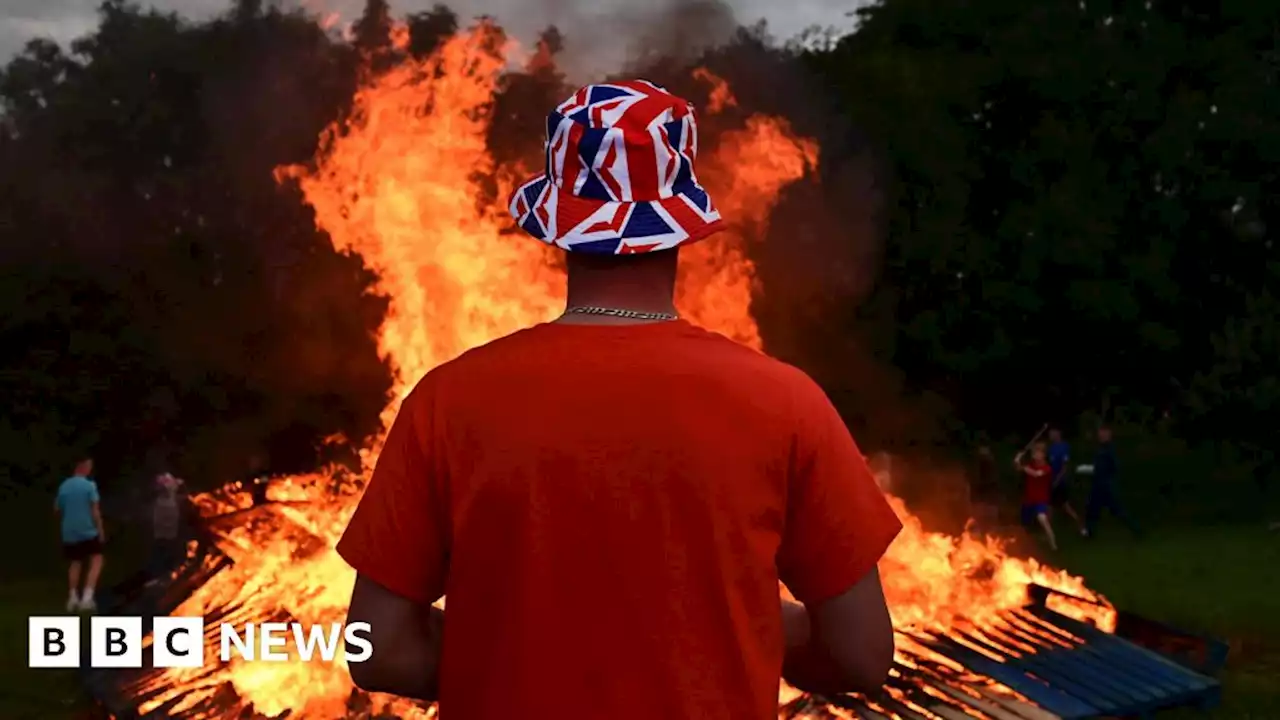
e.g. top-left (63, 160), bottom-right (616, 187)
top-left (55, 457), bottom-right (105, 612)
top-left (336, 80), bottom-right (903, 719)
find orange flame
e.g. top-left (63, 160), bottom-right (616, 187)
top-left (692, 67), bottom-right (738, 114)
top-left (137, 24), bottom-right (1113, 718)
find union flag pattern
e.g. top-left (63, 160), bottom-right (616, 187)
top-left (508, 80), bottom-right (723, 254)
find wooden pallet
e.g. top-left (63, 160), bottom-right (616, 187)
top-left (775, 588), bottom-right (1224, 720)
top-left (80, 512), bottom-right (1225, 719)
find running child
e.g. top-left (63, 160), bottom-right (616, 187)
top-left (1047, 428), bottom-right (1086, 536)
top-left (1015, 442), bottom-right (1057, 550)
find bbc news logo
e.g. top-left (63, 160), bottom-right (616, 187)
top-left (28, 616), bottom-right (373, 668)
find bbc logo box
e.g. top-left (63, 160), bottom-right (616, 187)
top-left (29, 616), bottom-right (205, 669)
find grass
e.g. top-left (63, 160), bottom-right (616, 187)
top-left (0, 487), bottom-right (147, 719)
top-left (0, 489), bottom-right (1275, 718)
top-left (0, 580), bottom-right (97, 719)
top-left (1052, 521), bottom-right (1280, 718)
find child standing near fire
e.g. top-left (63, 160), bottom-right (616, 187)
top-left (148, 472), bottom-right (185, 583)
top-left (1015, 442), bottom-right (1057, 550)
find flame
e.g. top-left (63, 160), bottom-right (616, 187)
top-left (136, 25), bottom-right (1114, 719)
top-left (878, 495), bottom-right (1110, 631)
top-left (692, 67), bottom-right (738, 114)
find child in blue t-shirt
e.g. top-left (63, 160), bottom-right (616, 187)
top-left (54, 458), bottom-right (105, 611)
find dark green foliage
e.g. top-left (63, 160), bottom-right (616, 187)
top-left (0, 0), bottom-right (1276, 514)
top-left (800, 1), bottom-right (1280, 492)
top-left (0, 0), bottom-right (386, 489)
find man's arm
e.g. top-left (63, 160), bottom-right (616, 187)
top-left (346, 575), bottom-right (444, 700)
top-left (781, 569), bottom-right (894, 695)
top-left (334, 380), bottom-right (450, 700)
top-left (88, 483), bottom-right (105, 540)
top-left (777, 371), bottom-right (902, 696)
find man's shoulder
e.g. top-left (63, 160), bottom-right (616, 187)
top-left (421, 321), bottom-right (805, 374)
top-left (57, 476), bottom-right (93, 497)
top-left (417, 326), bottom-right (546, 379)
top-left (395, 326), bottom-right (549, 407)
top-left (405, 322), bottom-right (822, 402)
top-left (657, 326), bottom-right (825, 394)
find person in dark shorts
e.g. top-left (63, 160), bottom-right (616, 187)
top-left (1046, 428), bottom-right (1086, 536)
top-left (1085, 426), bottom-right (1141, 538)
top-left (1014, 442), bottom-right (1057, 550)
top-left (55, 458), bottom-right (105, 612)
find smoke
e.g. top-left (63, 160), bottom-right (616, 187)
top-left (580, 0), bottom-right (739, 79)
top-left (256, 0), bottom-right (833, 80)
top-left (407, 0), bottom-right (833, 80)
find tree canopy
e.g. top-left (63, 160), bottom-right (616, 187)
top-left (0, 0), bottom-right (1276, 502)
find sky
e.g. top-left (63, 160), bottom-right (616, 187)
top-left (0, 0), bottom-right (861, 74)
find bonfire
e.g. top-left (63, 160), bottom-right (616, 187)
top-left (134, 24), bottom-right (1115, 719)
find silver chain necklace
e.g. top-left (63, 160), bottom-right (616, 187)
top-left (563, 305), bottom-right (678, 321)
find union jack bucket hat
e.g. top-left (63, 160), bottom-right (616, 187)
top-left (507, 79), bottom-right (723, 254)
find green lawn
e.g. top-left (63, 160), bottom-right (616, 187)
top-left (0, 580), bottom-right (97, 719)
top-left (1053, 522), bottom-right (1280, 718)
top-left (0, 488), bottom-right (145, 719)
top-left (1, 491), bottom-right (1274, 718)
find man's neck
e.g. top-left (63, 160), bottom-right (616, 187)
top-left (564, 292), bottom-right (676, 314)
top-left (559, 249), bottom-right (679, 324)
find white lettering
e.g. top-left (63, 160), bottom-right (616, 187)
top-left (343, 622), bottom-right (373, 663)
top-left (213, 621), bottom-right (369, 663)
top-left (259, 622), bottom-right (289, 661)
top-left (292, 623), bottom-right (343, 662)
top-left (220, 623), bottom-right (254, 661)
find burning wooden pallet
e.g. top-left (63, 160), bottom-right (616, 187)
top-left (780, 600), bottom-right (1224, 719)
top-left (81, 517), bottom-right (1225, 720)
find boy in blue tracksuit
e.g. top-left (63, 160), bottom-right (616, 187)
top-left (1085, 426), bottom-right (1142, 538)
top-left (1047, 428), bottom-right (1086, 536)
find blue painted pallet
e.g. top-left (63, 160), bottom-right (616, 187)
top-left (907, 606), bottom-right (1221, 719)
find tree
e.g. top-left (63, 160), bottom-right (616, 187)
top-left (801, 0), bottom-right (1280, 450)
top-left (353, 0), bottom-right (394, 54)
top-left (0, 0), bottom-right (386, 486)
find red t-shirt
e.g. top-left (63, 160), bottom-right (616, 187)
top-left (1022, 460), bottom-right (1052, 506)
top-left (336, 320), bottom-right (902, 720)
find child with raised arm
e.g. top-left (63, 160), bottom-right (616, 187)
top-left (1015, 443), bottom-right (1057, 550)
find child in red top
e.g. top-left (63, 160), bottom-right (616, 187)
top-left (1015, 442), bottom-right (1057, 550)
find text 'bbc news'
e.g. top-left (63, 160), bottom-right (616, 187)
top-left (29, 617), bottom-right (373, 668)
